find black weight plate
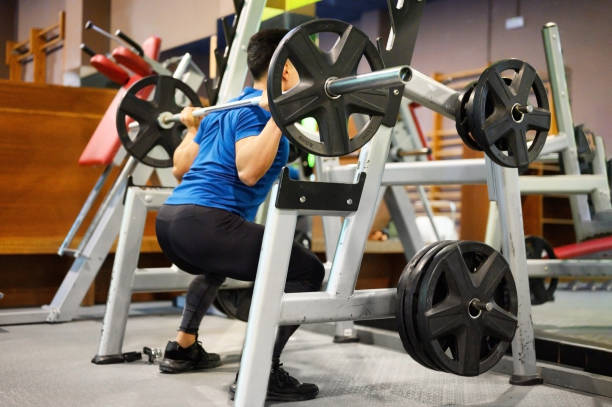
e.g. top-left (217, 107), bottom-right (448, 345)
top-left (455, 82), bottom-right (483, 151)
top-left (397, 241), bottom-right (445, 366)
top-left (469, 59), bottom-right (551, 168)
top-left (215, 287), bottom-right (253, 322)
top-left (406, 240), bottom-right (460, 371)
top-left (416, 241), bottom-right (518, 376)
top-left (116, 75), bottom-right (202, 168)
top-left (398, 240), bottom-right (456, 370)
top-left (267, 19), bottom-right (389, 157)
top-left (525, 235), bottom-right (558, 305)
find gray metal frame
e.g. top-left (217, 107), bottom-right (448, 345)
top-left (90, 0), bottom-right (268, 355)
top-left (485, 22), bottom-right (612, 278)
top-left (216, 0), bottom-right (267, 104)
top-left (93, 186), bottom-right (252, 359)
top-left (537, 23), bottom-right (611, 238)
top-left (233, 22), bottom-right (612, 404)
top-left (95, 187), bottom-right (184, 358)
top-left (235, 110), bottom-right (543, 405)
top-left (78, 12), bottom-right (610, 405)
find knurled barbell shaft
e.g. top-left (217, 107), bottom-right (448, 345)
top-left (161, 65), bottom-right (411, 125)
top-left (166, 96), bottom-right (263, 124)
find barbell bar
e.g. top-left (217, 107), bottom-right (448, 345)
top-left (141, 65), bottom-right (411, 128)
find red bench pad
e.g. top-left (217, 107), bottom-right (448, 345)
top-left (112, 46), bottom-right (152, 77)
top-left (90, 54), bottom-right (129, 86)
top-left (554, 235), bottom-right (612, 259)
top-left (78, 76), bottom-right (153, 166)
top-left (142, 36), bottom-right (162, 60)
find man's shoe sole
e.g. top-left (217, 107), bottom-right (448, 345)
top-left (159, 358), bottom-right (222, 373)
top-left (266, 389), bottom-right (319, 402)
top-left (229, 386), bottom-right (318, 402)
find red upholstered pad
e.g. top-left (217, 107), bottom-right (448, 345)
top-left (112, 46), bottom-right (152, 77)
top-left (78, 75), bottom-right (154, 166)
top-left (90, 54), bottom-right (129, 86)
top-left (554, 235), bottom-right (612, 259)
top-left (142, 36), bottom-right (161, 60)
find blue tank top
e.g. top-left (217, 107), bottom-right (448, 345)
top-left (165, 87), bottom-right (289, 221)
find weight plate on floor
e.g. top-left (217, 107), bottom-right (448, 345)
top-left (397, 242), bottom-right (443, 367)
top-left (116, 75), bottom-right (202, 168)
top-left (398, 240), bottom-right (456, 370)
top-left (468, 59), bottom-right (551, 168)
top-left (267, 19), bottom-right (389, 157)
top-left (214, 287), bottom-right (252, 322)
top-left (525, 235), bottom-right (558, 305)
top-left (416, 241), bottom-right (518, 376)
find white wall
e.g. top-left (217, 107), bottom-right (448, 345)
top-left (409, 0), bottom-right (612, 156)
top-left (15, 0), bottom-right (236, 84)
top-left (110, 0), bottom-right (235, 50)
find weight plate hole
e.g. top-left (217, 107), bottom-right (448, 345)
top-left (467, 298), bottom-right (483, 319)
top-left (511, 103), bottom-right (525, 123)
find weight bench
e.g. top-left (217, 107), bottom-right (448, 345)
top-left (58, 35), bottom-right (168, 257)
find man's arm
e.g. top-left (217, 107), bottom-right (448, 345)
top-left (235, 117), bottom-right (283, 186)
top-left (172, 107), bottom-right (201, 181)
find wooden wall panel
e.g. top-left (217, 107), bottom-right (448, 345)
top-left (0, 111), bottom-right (106, 252)
top-left (0, 80), bottom-right (118, 253)
top-left (459, 147), bottom-right (489, 241)
top-left (0, 80), bottom-right (174, 308)
top-left (0, 79), bottom-right (116, 113)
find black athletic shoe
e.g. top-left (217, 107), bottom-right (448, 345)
top-left (159, 340), bottom-right (221, 373)
top-left (229, 364), bottom-right (319, 402)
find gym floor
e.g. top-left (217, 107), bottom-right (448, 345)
top-left (1, 291), bottom-right (610, 407)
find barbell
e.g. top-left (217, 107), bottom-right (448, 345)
top-left (156, 65), bottom-right (410, 127)
top-left (117, 19), bottom-right (408, 168)
top-left (116, 18), bottom-right (551, 169)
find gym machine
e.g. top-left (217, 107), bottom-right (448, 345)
top-left (77, 2), bottom-right (608, 405)
top-left (87, 3), bottom-right (558, 402)
top-left (92, 15), bottom-right (416, 364)
top-left (89, 0), bottom-right (269, 361)
top-left (235, 2), bottom-right (556, 404)
top-left (77, 4), bottom-right (554, 405)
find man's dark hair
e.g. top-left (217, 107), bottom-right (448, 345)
top-left (247, 28), bottom-right (288, 80)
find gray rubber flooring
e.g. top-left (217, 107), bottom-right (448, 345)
top-left (1, 309), bottom-right (611, 407)
top-left (531, 291), bottom-right (612, 348)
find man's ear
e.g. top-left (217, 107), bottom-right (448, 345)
top-left (282, 61), bottom-right (290, 80)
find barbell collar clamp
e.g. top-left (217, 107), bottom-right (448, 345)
top-left (325, 65), bottom-right (411, 98)
top-left (516, 104), bottom-right (534, 114)
top-left (157, 112), bottom-right (176, 129)
top-left (471, 299), bottom-right (494, 312)
top-left (470, 299), bottom-right (518, 323)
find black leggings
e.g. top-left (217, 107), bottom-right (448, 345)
top-left (155, 204), bottom-right (324, 361)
